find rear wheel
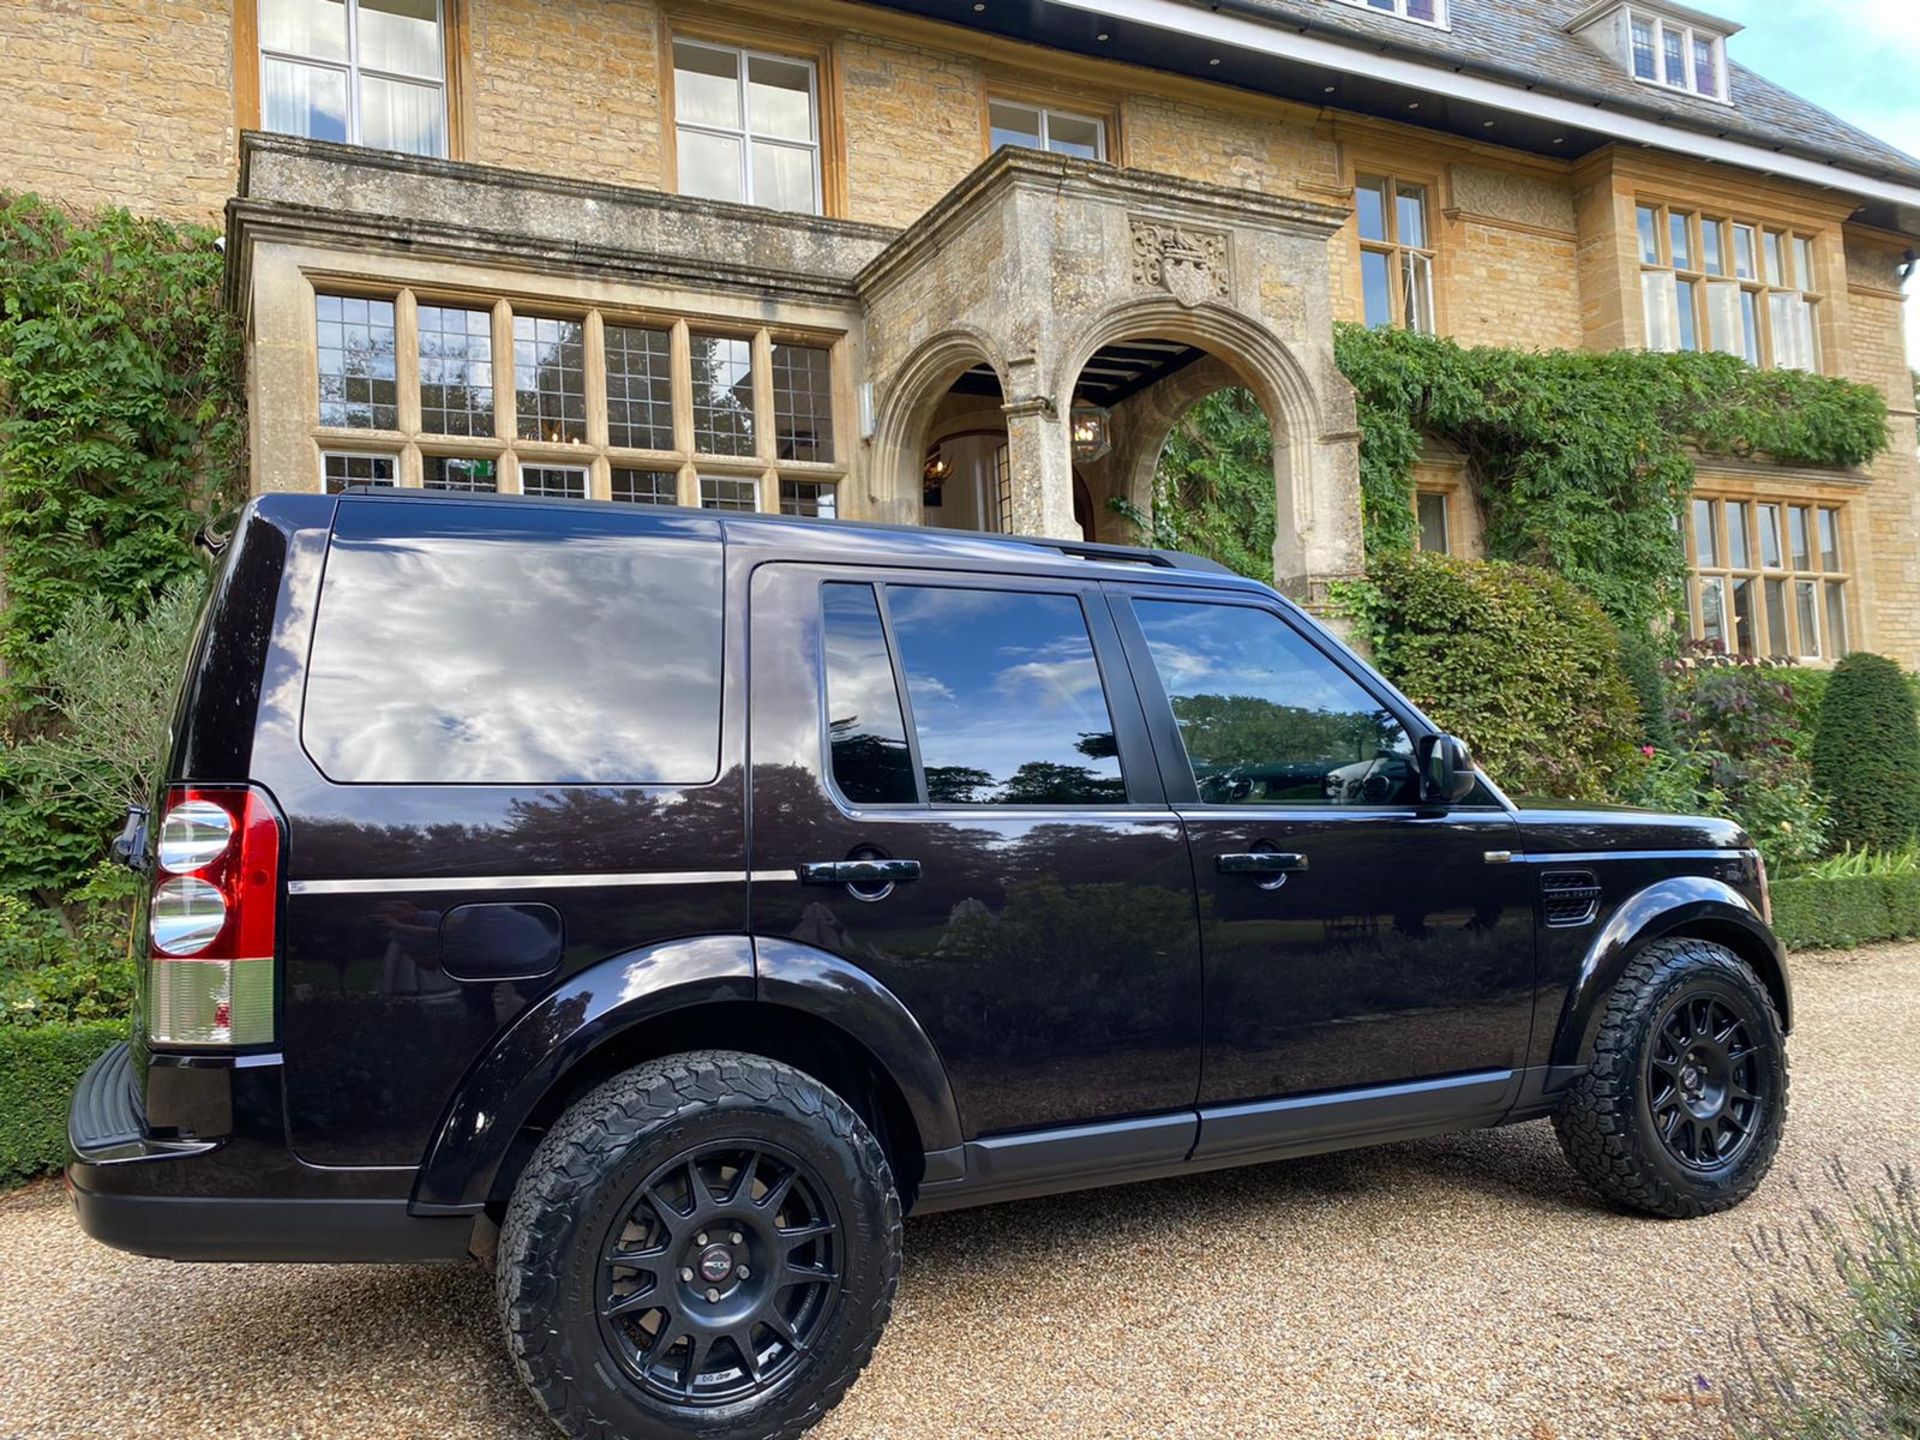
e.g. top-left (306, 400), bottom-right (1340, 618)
top-left (1552, 937), bottom-right (1787, 1218)
top-left (497, 1050), bottom-right (901, 1440)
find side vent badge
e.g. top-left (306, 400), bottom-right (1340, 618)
top-left (1540, 870), bottom-right (1603, 928)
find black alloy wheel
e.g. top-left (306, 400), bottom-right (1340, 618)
top-left (498, 1050), bottom-right (901, 1440)
top-left (598, 1140), bottom-right (843, 1406)
top-left (1553, 936), bottom-right (1787, 1218)
top-left (1644, 990), bottom-right (1767, 1172)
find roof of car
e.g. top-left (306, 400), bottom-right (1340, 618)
top-left (298, 486), bottom-right (1256, 587)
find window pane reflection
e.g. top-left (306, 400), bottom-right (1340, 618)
top-left (887, 587), bottom-right (1124, 806)
top-left (263, 58), bottom-right (349, 143)
top-left (1133, 599), bottom-right (1416, 806)
top-left (305, 507), bottom-right (723, 784)
top-left (822, 583), bottom-right (916, 805)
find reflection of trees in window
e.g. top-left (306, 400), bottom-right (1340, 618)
top-left (1172, 693), bottom-right (1399, 766)
top-left (513, 315), bottom-right (586, 443)
top-left (925, 765), bottom-right (994, 805)
top-left (999, 761), bottom-right (1127, 805)
top-left (690, 334), bottom-right (755, 455)
top-left (827, 719), bottom-right (914, 805)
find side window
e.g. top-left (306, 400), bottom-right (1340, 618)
top-left (821, 583), bottom-right (916, 805)
top-left (823, 584), bottom-right (1124, 807)
top-left (1132, 599), bottom-right (1417, 806)
top-left (304, 505), bottom-right (723, 784)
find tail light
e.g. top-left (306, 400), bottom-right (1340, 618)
top-left (146, 786), bottom-right (282, 1047)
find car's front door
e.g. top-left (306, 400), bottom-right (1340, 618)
top-left (747, 564), bottom-right (1202, 1141)
top-left (1109, 587), bottom-right (1535, 1152)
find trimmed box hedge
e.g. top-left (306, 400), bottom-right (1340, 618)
top-left (1771, 873), bottom-right (1920, 952)
top-left (0, 1019), bottom-right (122, 1189)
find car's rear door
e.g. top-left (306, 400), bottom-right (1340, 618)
top-left (747, 562), bottom-right (1201, 1142)
top-left (1107, 584), bottom-right (1535, 1159)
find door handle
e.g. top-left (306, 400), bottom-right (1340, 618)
top-left (1216, 851), bottom-right (1309, 876)
top-left (798, 858), bottom-right (924, 885)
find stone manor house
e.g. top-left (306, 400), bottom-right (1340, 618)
top-left (8, 0), bottom-right (1920, 664)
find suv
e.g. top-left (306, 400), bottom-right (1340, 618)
top-left (71, 492), bottom-right (1789, 1440)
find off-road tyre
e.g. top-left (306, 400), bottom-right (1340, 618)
top-left (1553, 936), bottom-right (1787, 1218)
top-left (497, 1050), bottom-right (902, 1440)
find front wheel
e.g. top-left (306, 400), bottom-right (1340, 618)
top-left (497, 1050), bottom-right (902, 1440)
top-left (1552, 937), bottom-right (1787, 1218)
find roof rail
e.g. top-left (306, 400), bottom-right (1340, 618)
top-left (1029, 538), bottom-right (1236, 575)
top-left (326, 486), bottom-right (1241, 576)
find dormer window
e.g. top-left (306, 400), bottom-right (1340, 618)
top-left (1573, 4), bottom-right (1733, 103)
top-left (1334, 0), bottom-right (1447, 28)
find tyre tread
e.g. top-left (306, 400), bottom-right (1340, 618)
top-left (1551, 936), bottom-right (1787, 1219)
top-left (495, 1049), bottom-right (902, 1440)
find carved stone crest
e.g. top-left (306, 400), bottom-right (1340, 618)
top-left (1130, 219), bottom-right (1230, 307)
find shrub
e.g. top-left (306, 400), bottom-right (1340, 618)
top-left (1811, 653), bottom-right (1920, 855)
top-left (1667, 659), bottom-right (1830, 869)
top-left (1339, 552), bottom-right (1646, 802)
top-left (1798, 844), bottom-right (1920, 881)
top-left (1768, 874), bottom-right (1920, 950)
top-left (0, 1019), bottom-right (122, 1188)
top-left (1727, 1161), bottom-right (1920, 1439)
top-left (1616, 627), bottom-right (1675, 752)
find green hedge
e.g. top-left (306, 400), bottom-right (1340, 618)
top-left (0, 1020), bottom-right (122, 1188)
top-left (1770, 874), bottom-right (1920, 952)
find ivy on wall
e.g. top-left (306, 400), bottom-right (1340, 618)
top-left (1131, 328), bottom-right (1889, 632)
top-left (1335, 325), bottom-right (1891, 628)
top-left (0, 196), bottom-right (244, 681)
top-left (1, 195), bottom-right (243, 900)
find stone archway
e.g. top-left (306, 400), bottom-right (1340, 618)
top-left (868, 327), bottom-right (1005, 528)
top-left (1055, 296), bottom-right (1361, 592)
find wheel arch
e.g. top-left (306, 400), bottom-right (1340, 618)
top-left (412, 934), bottom-right (965, 1217)
top-left (1552, 875), bottom-right (1792, 1069)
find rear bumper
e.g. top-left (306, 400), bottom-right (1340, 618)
top-left (67, 1043), bottom-right (475, 1264)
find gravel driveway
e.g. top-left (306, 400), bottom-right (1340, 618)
top-left (6, 941), bottom-right (1916, 1440)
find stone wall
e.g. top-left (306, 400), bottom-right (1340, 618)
top-left (1841, 237), bottom-right (1920, 665)
top-left (2, 0), bottom-right (235, 223)
top-left (465, 0), bottom-right (662, 186)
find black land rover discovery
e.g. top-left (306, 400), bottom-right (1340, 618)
top-left (70, 491), bottom-right (1789, 1440)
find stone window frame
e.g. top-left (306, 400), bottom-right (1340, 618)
top-left (1636, 200), bottom-right (1824, 372)
top-left (985, 98), bottom-right (1110, 162)
top-left (1414, 490), bottom-right (1451, 554)
top-left (1621, 7), bottom-right (1730, 103)
top-left (234, 0), bottom-right (473, 158)
top-left (305, 282), bottom-right (848, 514)
top-left (659, 12), bottom-right (850, 220)
top-left (1330, 0), bottom-right (1448, 30)
top-left (1352, 170), bottom-right (1440, 336)
top-left (1684, 491), bottom-right (1853, 662)
top-left (976, 73), bottom-right (1124, 168)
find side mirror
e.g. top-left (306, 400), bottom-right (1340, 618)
top-left (1418, 734), bottom-right (1478, 806)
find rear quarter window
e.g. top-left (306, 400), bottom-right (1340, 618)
top-left (302, 501), bottom-right (723, 785)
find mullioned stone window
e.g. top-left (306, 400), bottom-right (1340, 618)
top-left (308, 289), bottom-right (844, 512)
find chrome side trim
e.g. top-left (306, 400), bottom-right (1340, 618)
top-left (1516, 848), bottom-right (1750, 865)
top-left (286, 870), bottom-right (749, 896)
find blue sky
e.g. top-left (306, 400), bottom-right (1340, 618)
top-left (1712, 0), bottom-right (1920, 367)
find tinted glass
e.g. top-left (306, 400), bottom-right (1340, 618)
top-left (886, 587), bottom-right (1124, 806)
top-left (304, 505), bottom-right (723, 784)
top-left (821, 583), bottom-right (915, 805)
top-left (1133, 599), bottom-right (1417, 806)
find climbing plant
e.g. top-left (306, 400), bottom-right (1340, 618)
top-left (1128, 328), bottom-right (1889, 636)
top-left (0, 195), bottom-right (243, 681)
top-left (1334, 325), bottom-right (1889, 629)
top-left (1111, 387), bottom-right (1277, 584)
top-left (1, 195), bottom-right (242, 900)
